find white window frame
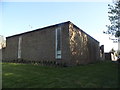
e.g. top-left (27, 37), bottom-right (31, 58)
top-left (18, 36), bottom-right (22, 59)
top-left (55, 27), bottom-right (62, 59)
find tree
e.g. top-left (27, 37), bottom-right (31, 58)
top-left (104, 0), bottom-right (120, 42)
top-left (117, 50), bottom-right (120, 55)
top-left (0, 35), bottom-right (6, 49)
top-left (110, 48), bottom-right (115, 53)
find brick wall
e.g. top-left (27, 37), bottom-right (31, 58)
top-left (69, 23), bottom-right (100, 65)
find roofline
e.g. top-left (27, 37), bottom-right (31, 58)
top-left (6, 21), bottom-right (71, 38)
top-left (69, 22), bottom-right (99, 43)
top-left (6, 21), bottom-right (99, 43)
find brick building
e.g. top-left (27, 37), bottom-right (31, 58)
top-left (2, 21), bottom-right (100, 66)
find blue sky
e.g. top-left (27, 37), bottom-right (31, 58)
top-left (0, 1), bottom-right (118, 52)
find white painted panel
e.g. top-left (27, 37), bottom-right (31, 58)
top-left (18, 36), bottom-right (22, 59)
top-left (55, 27), bottom-right (62, 59)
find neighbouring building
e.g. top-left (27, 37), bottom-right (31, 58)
top-left (105, 51), bottom-right (118, 61)
top-left (2, 21), bottom-right (100, 66)
top-left (100, 45), bottom-right (105, 60)
top-left (105, 53), bottom-right (111, 60)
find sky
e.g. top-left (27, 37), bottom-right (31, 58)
top-left (0, 0), bottom-right (118, 52)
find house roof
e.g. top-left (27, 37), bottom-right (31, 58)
top-left (6, 21), bottom-right (99, 43)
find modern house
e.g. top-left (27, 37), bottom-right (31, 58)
top-left (2, 21), bottom-right (100, 66)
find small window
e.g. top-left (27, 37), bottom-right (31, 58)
top-left (55, 27), bottom-right (62, 59)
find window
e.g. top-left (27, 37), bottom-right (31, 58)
top-left (18, 36), bottom-right (22, 59)
top-left (55, 27), bottom-right (62, 59)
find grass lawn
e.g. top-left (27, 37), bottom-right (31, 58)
top-left (2, 61), bottom-right (119, 88)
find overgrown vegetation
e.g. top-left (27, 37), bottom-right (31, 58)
top-left (2, 61), bottom-right (119, 88)
top-left (105, 0), bottom-right (120, 36)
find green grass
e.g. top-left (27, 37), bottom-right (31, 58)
top-left (2, 61), bottom-right (119, 88)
